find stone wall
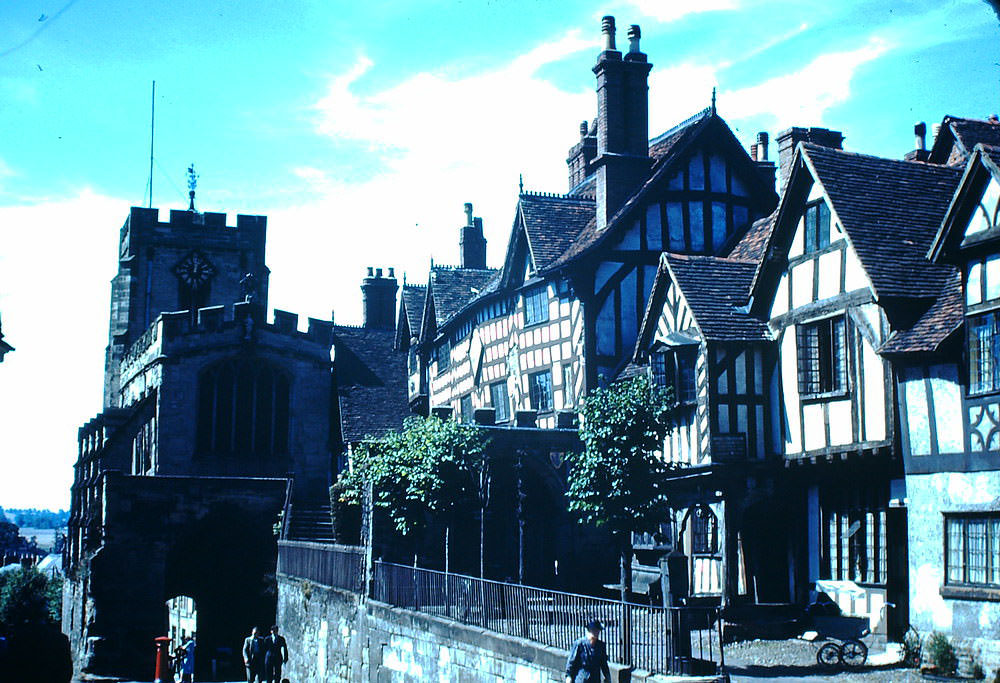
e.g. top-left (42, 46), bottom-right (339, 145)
top-left (907, 471), bottom-right (1000, 676)
top-left (277, 574), bottom-right (631, 683)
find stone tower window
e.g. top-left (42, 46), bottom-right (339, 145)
top-left (195, 359), bottom-right (290, 457)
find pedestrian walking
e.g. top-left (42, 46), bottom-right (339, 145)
top-left (565, 619), bottom-right (611, 683)
top-left (243, 626), bottom-right (264, 683)
top-left (179, 634), bottom-right (196, 683)
top-left (263, 625), bottom-right (288, 683)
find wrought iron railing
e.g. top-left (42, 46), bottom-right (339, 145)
top-left (372, 561), bottom-right (724, 677)
top-left (277, 541), bottom-right (364, 593)
top-left (275, 541), bottom-right (725, 676)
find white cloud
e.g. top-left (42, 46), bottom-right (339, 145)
top-left (0, 189), bottom-right (124, 509)
top-left (262, 32), bottom-right (599, 325)
top-left (722, 38), bottom-right (892, 126)
top-left (618, 0), bottom-right (740, 23)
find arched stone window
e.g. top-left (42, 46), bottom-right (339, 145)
top-left (690, 505), bottom-right (718, 555)
top-left (195, 359), bottom-right (290, 457)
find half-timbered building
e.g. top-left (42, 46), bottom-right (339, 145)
top-left (400, 16), bottom-right (777, 433)
top-left (884, 138), bottom-right (1000, 671)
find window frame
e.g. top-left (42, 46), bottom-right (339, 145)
top-left (489, 381), bottom-right (510, 423)
top-left (944, 513), bottom-right (1000, 588)
top-left (522, 285), bottom-right (549, 328)
top-left (825, 506), bottom-right (888, 586)
top-left (796, 315), bottom-right (849, 400)
top-left (968, 309), bottom-right (1000, 396)
top-left (459, 394), bottom-right (473, 424)
top-left (435, 338), bottom-right (451, 375)
top-left (803, 200), bottom-right (832, 255)
top-left (528, 369), bottom-right (554, 414)
top-left (650, 347), bottom-right (697, 405)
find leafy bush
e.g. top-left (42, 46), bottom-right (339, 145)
top-left (0, 567), bottom-right (62, 628)
top-left (925, 632), bottom-right (957, 677)
top-left (329, 478), bottom-right (361, 544)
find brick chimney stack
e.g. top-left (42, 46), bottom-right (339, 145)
top-left (460, 202), bottom-right (487, 269)
top-left (361, 266), bottom-right (398, 329)
top-left (566, 120), bottom-right (598, 191)
top-left (905, 122), bottom-right (931, 162)
top-left (776, 127), bottom-right (844, 186)
top-left (593, 17), bottom-right (653, 230)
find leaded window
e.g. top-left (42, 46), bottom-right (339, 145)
top-left (436, 339), bottom-right (450, 373)
top-left (946, 515), bottom-right (1000, 586)
top-left (969, 310), bottom-right (1000, 395)
top-left (523, 285), bottom-right (549, 326)
top-left (651, 349), bottom-right (697, 404)
top-left (490, 382), bottom-right (510, 422)
top-left (460, 395), bottom-right (473, 423)
top-left (691, 507), bottom-right (718, 554)
top-left (797, 316), bottom-right (847, 397)
top-left (803, 200), bottom-right (832, 254)
top-left (528, 370), bottom-right (553, 413)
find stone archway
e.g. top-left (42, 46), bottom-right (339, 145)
top-left (163, 504), bottom-right (277, 681)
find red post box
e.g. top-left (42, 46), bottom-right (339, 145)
top-left (153, 636), bottom-right (173, 683)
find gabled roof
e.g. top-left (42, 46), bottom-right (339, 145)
top-left (395, 283), bottom-right (427, 349)
top-left (637, 253), bottom-right (770, 355)
top-left (333, 325), bottom-right (410, 442)
top-left (879, 271), bottom-right (963, 355)
top-left (727, 212), bottom-right (776, 262)
top-left (549, 109), bottom-right (778, 270)
top-left (665, 255), bottom-right (771, 342)
top-left (928, 144), bottom-right (1000, 261)
top-left (518, 193), bottom-right (596, 272)
top-left (755, 144), bottom-right (962, 305)
top-left (427, 266), bottom-right (499, 332)
top-left (929, 115), bottom-right (1000, 165)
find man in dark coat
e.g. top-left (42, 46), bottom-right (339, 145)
top-left (263, 625), bottom-right (288, 683)
top-left (242, 626), bottom-right (263, 683)
top-left (565, 619), bottom-right (611, 683)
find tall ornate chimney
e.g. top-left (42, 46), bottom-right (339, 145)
top-left (460, 202), bottom-right (487, 269)
top-left (593, 17), bottom-right (652, 230)
top-left (361, 266), bottom-right (398, 329)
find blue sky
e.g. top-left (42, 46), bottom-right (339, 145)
top-left (0, 0), bottom-right (998, 509)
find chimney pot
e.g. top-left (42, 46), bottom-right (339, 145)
top-left (375, 267), bottom-right (383, 278)
top-left (627, 24), bottom-right (640, 53)
top-left (757, 131), bottom-right (769, 161)
top-left (914, 122), bottom-right (927, 151)
top-left (750, 143), bottom-right (759, 162)
top-left (464, 202), bottom-right (474, 226)
top-left (367, 266), bottom-right (374, 277)
top-left (601, 15), bottom-right (616, 51)
top-left (388, 267), bottom-right (395, 278)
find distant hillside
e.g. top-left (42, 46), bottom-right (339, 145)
top-left (0, 507), bottom-right (69, 530)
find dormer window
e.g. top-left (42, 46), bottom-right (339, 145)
top-left (803, 200), bottom-right (832, 254)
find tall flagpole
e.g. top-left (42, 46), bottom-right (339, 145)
top-left (148, 80), bottom-right (155, 208)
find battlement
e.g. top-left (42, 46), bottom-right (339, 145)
top-left (120, 302), bottom-right (334, 373)
top-left (119, 206), bottom-right (267, 255)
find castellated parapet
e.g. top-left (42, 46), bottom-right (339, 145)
top-left (118, 302), bottom-right (333, 399)
top-left (118, 207), bottom-right (267, 256)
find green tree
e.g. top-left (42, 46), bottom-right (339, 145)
top-left (566, 374), bottom-right (676, 606)
top-left (343, 416), bottom-right (489, 567)
top-left (0, 567), bottom-right (62, 627)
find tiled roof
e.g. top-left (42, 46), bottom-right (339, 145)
top-left (664, 254), bottom-right (771, 341)
top-left (333, 325), bottom-right (410, 442)
top-left (549, 110), bottom-right (714, 269)
top-left (429, 266), bottom-right (499, 327)
top-left (400, 284), bottom-right (426, 337)
top-left (518, 194), bottom-right (595, 272)
top-left (727, 212), bottom-right (776, 262)
top-left (880, 271), bottom-right (963, 355)
top-left (802, 144), bottom-right (962, 299)
top-left (950, 117), bottom-right (1000, 152)
top-left (980, 143), bottom-right (1000, 170)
